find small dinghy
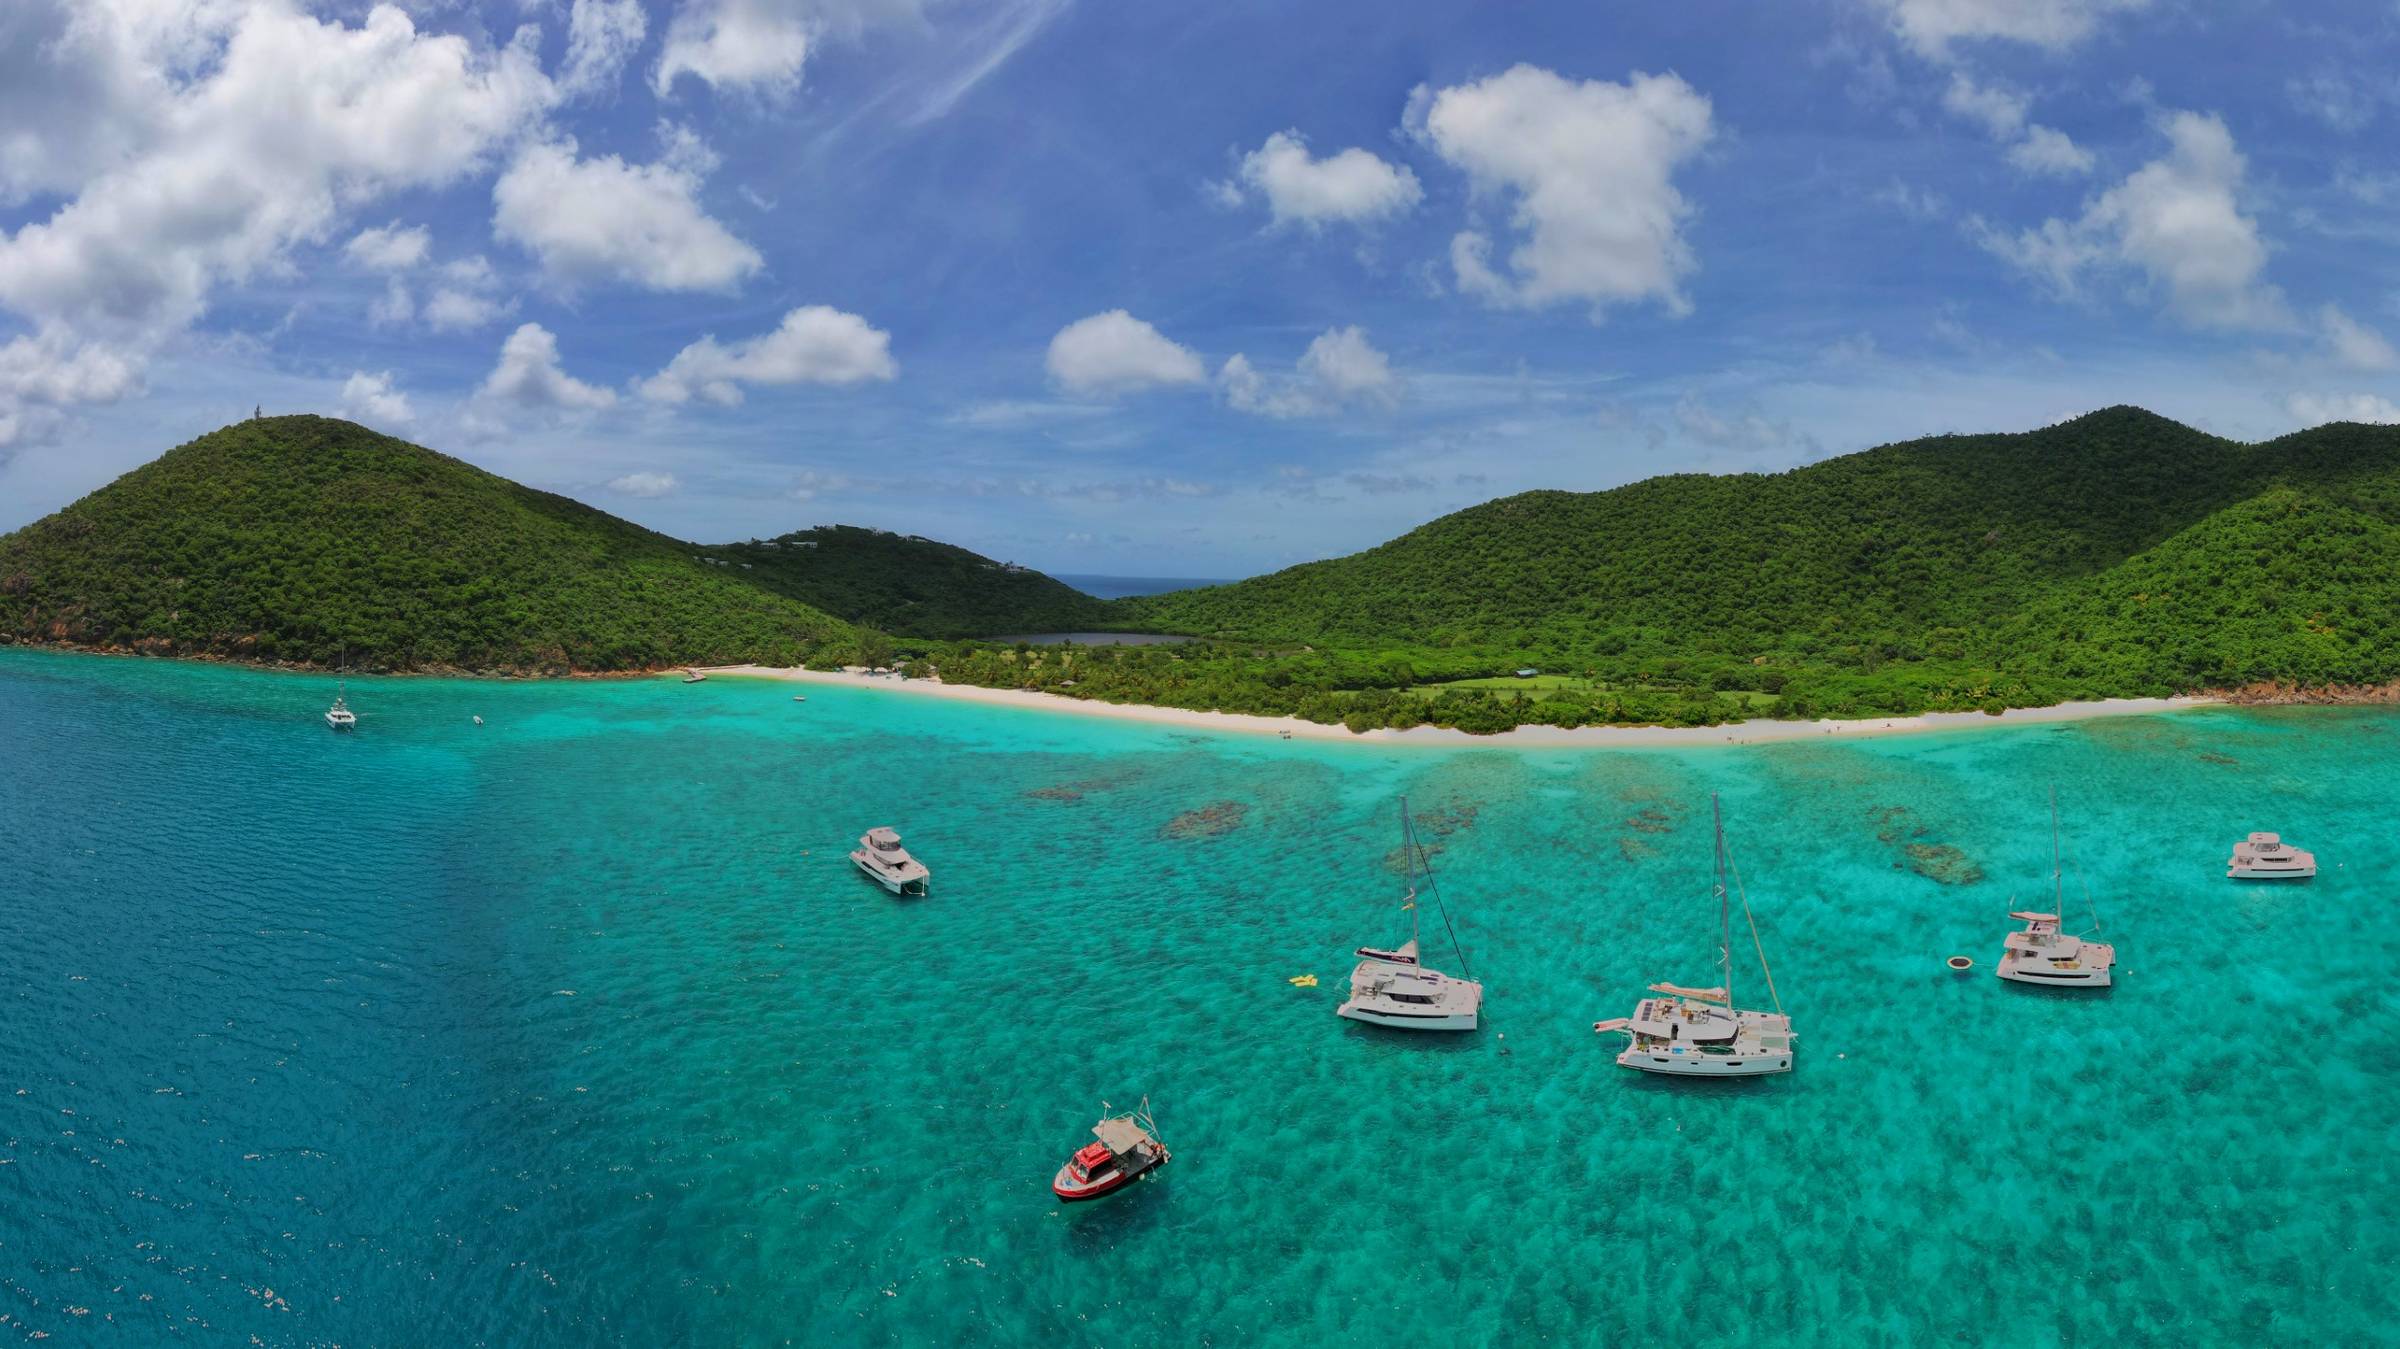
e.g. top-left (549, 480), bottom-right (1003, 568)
top-left (1051, 1098), bottom-right (1169, 1202)
top-left (683, 668), bottom-right (707, 683)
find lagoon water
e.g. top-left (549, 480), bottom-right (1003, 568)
top-left (1, 647), bottom-right (2393, 1345)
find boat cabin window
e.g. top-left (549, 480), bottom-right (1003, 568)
top-left (1388, 991), bottom-right (1435, 1005)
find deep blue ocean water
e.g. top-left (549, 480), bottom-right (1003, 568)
top-left (1, 647), bottom-right (2393, 1345)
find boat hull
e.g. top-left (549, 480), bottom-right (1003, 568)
top-left (1334, 1001), bottom-right (1478, 1032)
top-left (2226, 866), bottom-right (2314, 880)
top-left (1616, 1046), bottom-right (1793, 1076)
top-left (851, 854), bottom-right (928, 896)
top-left (1996, 961), bottom-right (2112, 988)
top-left (1051, 1155), bottom-right (1159, 1201)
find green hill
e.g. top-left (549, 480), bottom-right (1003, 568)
top-left (711, 525), bottom-right (1113, 639)
top-left (903, 408), bottom-right (2400, 729)
top-left (1996, 484), bottom-right (2400, 692)
top-left (0, 416), bottom-right (856, 672)
top-left (1120, 408), bottom-right (2400, 669)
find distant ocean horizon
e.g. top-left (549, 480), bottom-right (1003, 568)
top-left (1053, 572), bottom-right (1237, 599)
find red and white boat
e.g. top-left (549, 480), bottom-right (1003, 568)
top-left (1051, 1098), bottom-right (1169, 1202)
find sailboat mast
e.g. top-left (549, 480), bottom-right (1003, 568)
top-left (1714, 792), bottom-right (1732, 1007)
top-left (1400, 796), bottom-right (1421, 949)
top-left (2049, 786), bottom-right (2063, 915)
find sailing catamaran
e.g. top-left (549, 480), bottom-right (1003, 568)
top-left (1595, 793), bottom-right (1794, 1077)
top-left (324, 682), bottom-right (357, 731)
top-left (1997, 789), bottom-right (2114, 988)
top-left (1336, 799), bottom-right (1484, 1032)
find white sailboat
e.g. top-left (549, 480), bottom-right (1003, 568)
top-left (1595, 793), bottom-right (1794, 1077)
top-left (1336, 799), bottom-right (1483, 1032)
top-left (324, 682), bottom-right (357, 731)
top-left (1997, 789), bottom-right (2115, 989)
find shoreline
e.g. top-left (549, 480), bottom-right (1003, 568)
top-left (701, 664), bottom-right (2224, 749)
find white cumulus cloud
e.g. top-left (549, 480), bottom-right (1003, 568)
top-left (639, 305), bottom-right (898, 404)
top-left (0, 2), bottom-right (551, 435)
top-left (559, 0), bottom-right (649, 100)
top-left (2319, 304), bottom-right (2398, 372)
top-left (607, 470), bottom-right (680, 496)
top-left (0, 330), bottom-right (139, 448)
top-left (424, 285), bottom-right (510, 332)
top-left (345, 222), bottom-right (432, 271)
top-left (1221, 130), bottom-right (1422, 229)
top-left (338, 370), bottom-right (413, 426)
top-left (2007, 125), bottom-right (2094, 176)
top-left (1045, 310), bottom-right (1206, 395)
top-left (2286, 392), bottom-right (2400, 427)
top-left (1220, 326), bottom-right (1399, 419)
top-left (493, 130), bottom-right (761, 292)
top-left (478, 323), bottom-right (616, 411)
top-left (1872, 0), bottom-right (2151, 59)
top-left (1416, 65), bottom-right (1714, 318)
top-left (1941, 74), bottom-right (2091, 177)
top-left (1978, 110), bottom-right (2286, 331)
top-left (1942, 73), bottom-right (2026, 138)
top-left (654, 0), bottom-right (819, 97)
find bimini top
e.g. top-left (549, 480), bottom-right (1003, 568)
top-left (1092, 1116), bottom-right (1152, 1155)
top-left (2008, 911), bottom-right (2060, 924)
top-left (863, 827), bottom-right (904, 849)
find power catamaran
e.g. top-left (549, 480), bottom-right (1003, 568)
top-left (2227, 831), bottom-right (2316, 880)
top-left (1336, 800), bottom-right (1483, 1032)
top-left (850, 826), bottom-right (931, 896)
top-left (1997, 790), bottom-right (2115, 988)
top-left (324, 683), bottom-right (357, 731)
top-left (1595, 793), bottom-right (1795, 1077)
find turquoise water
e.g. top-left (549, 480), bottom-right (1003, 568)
top-left (1, 648), bottom-right (2393, 1345)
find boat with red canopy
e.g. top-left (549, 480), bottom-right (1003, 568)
top-left (1051, 1098), bottom-right (1170, 1202)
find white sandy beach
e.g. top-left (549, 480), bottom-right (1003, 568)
top-left (702, 664), bottom-right (2217, 748)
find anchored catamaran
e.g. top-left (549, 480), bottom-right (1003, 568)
top-left (850, 826), bottom-right (931, 896)
top-left (1595, 793), bottom-right (1794, 1077)
top-left (324, 683), bottom-right (357, 731)
top-left (1997, 790), bottom-right (2114, 988)
top-left (2227, 831), bottom-right (2315, 880)
top-left (1336, 799), bottom-right (1483, 1032)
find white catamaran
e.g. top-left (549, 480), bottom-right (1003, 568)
top-left (1595, 793), bottom-right (1795, 1077)
top-left (1996, 789), bottom-right (2115, 989)
top-left (1336, 799), bottom-right (1484, 1032)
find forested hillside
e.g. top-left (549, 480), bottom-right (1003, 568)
top-left (714, 525), bottom-right (1112, 638)
top-left (9, 408), bottom-right (2397, 731)
top-left (1120, 408), bottom-right (2400, 656)
top-left (0, 417), bottom-right (855, 672)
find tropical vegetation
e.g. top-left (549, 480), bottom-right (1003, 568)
top-left (0, 416), bottom-right (855, 672)
top-left (6, 408), bottom-right (2397, 732)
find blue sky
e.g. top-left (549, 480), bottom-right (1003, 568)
top-left (2, 0), bottom-right (2398, 576)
